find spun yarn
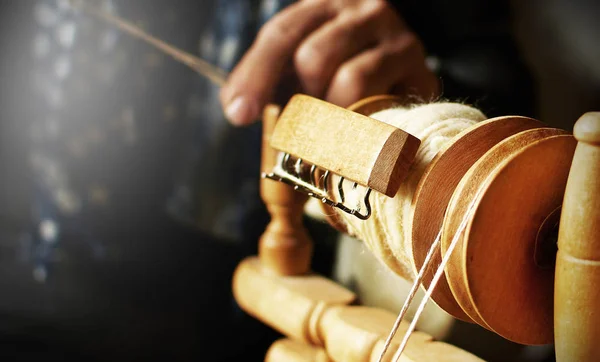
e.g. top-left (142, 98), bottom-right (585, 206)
top-left (310, 102), bottom-right (486, 280)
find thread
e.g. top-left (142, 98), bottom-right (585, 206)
top-left (391, 187), bottom-right (483, 361)
top-left (314, 103), bottom-right (486, 280)
top-left (71, 0), bottom-right (228, 86)
top-left (77, 0), bottom-right (487, 285)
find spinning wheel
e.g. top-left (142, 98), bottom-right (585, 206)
top-left (66, 6), bottom-right (599, 359)
top-left (233, 95), bottom-right (600, 361)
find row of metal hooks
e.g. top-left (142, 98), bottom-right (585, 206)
top-left (262, 152), bottom-right (373, 220)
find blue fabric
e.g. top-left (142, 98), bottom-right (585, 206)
top-left (27, 0), bottom-right (295, 281)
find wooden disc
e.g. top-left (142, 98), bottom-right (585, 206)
top-left (442, 128), bottom-right (577, 344)
top-left (412, 116), bottom-right (545, 321)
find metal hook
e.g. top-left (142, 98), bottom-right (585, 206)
top-left (264, 153), bottom-right (373, 220)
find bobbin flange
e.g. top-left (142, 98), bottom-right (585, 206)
top-left (442, 128), bottom-right (576, 344)
top-left (411, 116), bottom-right (546, 322)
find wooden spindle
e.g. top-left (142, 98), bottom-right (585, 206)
top-left (259, 104), bottom-right (313, 275)
top-left (555, 112), bottom-right (600, 362)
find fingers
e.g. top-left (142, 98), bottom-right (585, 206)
top-left (325, 33), bottom-right (440, 107)
top-left (222, 0), bottom-right (438, 126)
top-left (221, 0), bottom-right (334, 126)
top-left (294, 1), bottom-right (396, 97)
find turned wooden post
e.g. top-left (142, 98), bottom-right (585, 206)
top-left (232, 257), bottom-right (483, 362)
top-left (555, 112), bottom-right (600, 362)
top-left (259, 104), bottom-right (312, 275)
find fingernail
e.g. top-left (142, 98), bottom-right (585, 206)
top-left (225, 96), bottom-right (256, 126)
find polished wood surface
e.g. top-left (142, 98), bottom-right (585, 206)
top-left (317, 95), bottom-right (407, 234)
top-left (233, 257), bottom-right (357, 344)
top-left (412, 116), bottom-right (545, 322)
top-left (265, 339), bottom-right (332, 362)
top-left (319, 305), bottom-right (484, 362)
top-left (233, 258), bottom-right (484, 362)
top-left (259, 104), bottom-right (313, 275)
top-left (236, 94), bottom-right (599, 361)
top-left (443, 128), bottom-right (576, 344)
top-left (555, 112), bottom-right (600, 361)
top-left (271, 94), bottom-right (421, 197)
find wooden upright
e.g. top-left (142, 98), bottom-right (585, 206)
top-left (234, 95), bottom-right (600, 362)
top-left (555, 112), bottom-right (600, 361)
top-left (258, 104), bottom-right (313, 275)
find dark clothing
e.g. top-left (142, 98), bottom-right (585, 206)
top-left (392, 0), bottom-right (535, 117)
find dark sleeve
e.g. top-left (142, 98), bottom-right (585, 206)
top-left (389, 0), bottom-right (536, 118)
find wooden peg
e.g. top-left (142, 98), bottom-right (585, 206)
top-left (259, 104), bottom-right (313, 275)
top-left (555, 112), bottom-right (600, 362)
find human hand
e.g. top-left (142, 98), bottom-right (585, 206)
top-left (220, 0), bottom-right (440, 126)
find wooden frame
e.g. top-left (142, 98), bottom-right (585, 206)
top-left (233, 95), bottom-right (600, 361)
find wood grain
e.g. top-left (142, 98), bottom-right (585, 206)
top-left (412, 116), bottom-right (545, 322)
top-left (318, 95), bottom-right (407, 234)
top-left (348, 94), bottom-right (405, 116)
top-left (233, 257), bottom-right (484, 362)
top-left (265, 339), bottom-right (332, 362)
top-left (259, 104), bottom-right (313, 275)
top-left (232, 257), bottom-right (356, 345)
top-left (271, 94), bottom-right (420, 197)
top-left (555, 112), bottom-right (600, 362)
top-left (442, 128), bottom-right (576, 345)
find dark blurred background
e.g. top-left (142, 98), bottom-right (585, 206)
top-left (0, 0), bottom-right (598, 361)
top-left (0, 1), bottom-right (283, 360)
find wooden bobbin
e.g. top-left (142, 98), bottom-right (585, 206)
top-left (259, 104), bottom-right (313, 275)
top-left (412, 116), bottom-right (546, 322)
top-left (441, 127), bottom-right (576, 344)
top-left (234, 96), bottom-right (486, 362)
top-left (555, 112), bottom-right (600, 361)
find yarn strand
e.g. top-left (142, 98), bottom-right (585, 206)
top-left (377, 229), bottom-right (442, 361)
top-left (391, 186), bottom-right (483, 361)
top-left (331, 103), bottom-right (486, 280)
